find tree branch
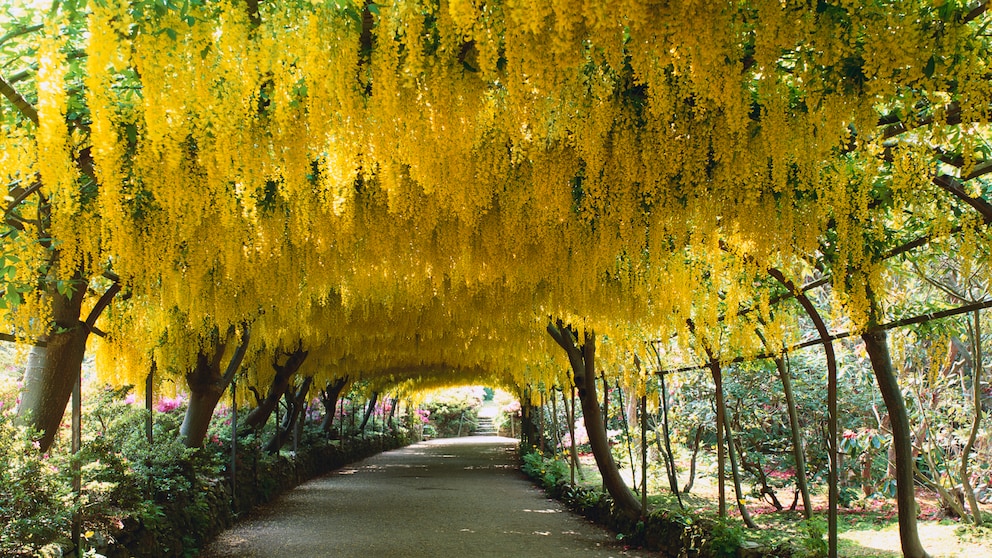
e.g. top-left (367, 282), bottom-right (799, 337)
top-left (547, 319), bottom-right (587, 387)
top-left (84, 281), bottom-right (121, 332)
top-left (0, 24), bottom-right (44, 47)
top-left (221, 326), bottom-right (252, 386)
top-left (963, 0), bottom-right (988, 23)
top-left (0, 74), bottom-right (38, 125)
top-left (246, 0), bottom-right (261, 27)
top-left (5, 176), bottom-right (42, 219)
top-left (879, 102), bottom-right (963, 140)
top-left (545, 320), bottom-right (569, 351)
top-left (660, 298), bottom-right (992, 374)
top-left (0, 332), bottom-right (46, 347)
top-left (932, 172), bottom-right (992, 225)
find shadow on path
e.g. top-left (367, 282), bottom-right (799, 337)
top-left (200, 436), bottom-right (652, 557)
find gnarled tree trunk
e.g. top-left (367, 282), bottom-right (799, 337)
top-left (683, 425), bottom-right (703, 494)
top-left (179, 327), bottom-right (251, 448)
top-left (547, 320), bottom-right (641, 519)
top-left (17, 276), bottom-right (119, 452)
top-left (359, 391), bottom-right (379, 431)
top-left (320, 376), bottom-right (349, 433)
top-left (265, 376), bottom-right (313, 453)
top-left (243, 347), bottom-right (308, 431)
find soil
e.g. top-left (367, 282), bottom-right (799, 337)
top-left (199, 436), bottom-right (653, 557)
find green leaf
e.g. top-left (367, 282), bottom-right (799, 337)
top-left (55, 280), bottom-right (77, 298)
top-left (923, 55), bottom-right (936, 79)
top-left (343, 6), bottom-right (361, 25)
top-left (125, 123), bottom-right (138, 146)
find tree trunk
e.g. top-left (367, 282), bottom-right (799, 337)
top-left (863, 329), bottom-right (931, 558)
top-left (180, 327), bottom-right (251, 448)
top-left (730, 407), bottom-right (784, 511)
top-left (547, 321), bottom-right (641, 518)
top-left (359, 391), bottom-right (379, 431)
top-left (658, 372), bottom-right (684, 506)
top-left (775, 355), bottom-right (813, 519)
top-left (243, 348), bottom-right (308, 431)
top-left (641, 394), bottom-right (648, 513)
top-left (320, 376), bottom-right (349, 433)
top-left (711, 361), bottom-right (728, 519)
top-left (387, 396), bottom-right (398, 429)
top-left (960, 310), bottom-right (983, 525)
top-left (723, 404), bottom-right (758, 528)
top-left (16, 277), bottom-right (89, 452)
top-left (683, 425), bottom-right (703, 494)
top-left (523, 398), bottom-right (537, 448)
top-left (538, 391), bottom-right (545, 452)
top-left (615, 380), bottom-right (638, 489)
top-left (265, 376), bottom-right (313, 453)
top-left (180, 352), bottom-right (228, 448)
top-left (551, 388), bottom-right (562, 455)
top-left (768, 267), bottom-right (837, 554)
top-left (519, 389), bottom-right (535, 447)
top-left (567, 387), bottom-right (582, 482)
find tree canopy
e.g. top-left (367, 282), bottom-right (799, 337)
top-left (1, 0), bottom-right (990, 401)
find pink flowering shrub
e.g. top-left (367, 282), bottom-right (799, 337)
top-left (155, 396), bottom-right (185, 414)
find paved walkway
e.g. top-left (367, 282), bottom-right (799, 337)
top-left (200, 436), bottom-right (652, 557)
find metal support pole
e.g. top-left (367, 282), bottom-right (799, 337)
top-left (641, 394), bottom-right (648, 514)
top-left (230, 379), bottom-right (237, 511)
top-left (145, 364), bottom-right (154, 444)
top-left (72, 367), bottom-right (81, 556)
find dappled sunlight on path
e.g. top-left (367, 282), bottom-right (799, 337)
top-left (200, 437), bottom-right (652, 557)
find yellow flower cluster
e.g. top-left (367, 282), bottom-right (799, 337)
top-left (4, 0), bottom-right (989, 397)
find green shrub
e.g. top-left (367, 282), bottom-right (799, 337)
top-left (521, 448), bottom-right (569, 489)
top-left (796, 518), bottom-right (828, 558)
top-left (707, 519), bottom-right (745, 558)
top-left (0, 413), bottom-right (74, 557)
top-left (421, 387), bottom-right (483, 437)
top-left (0, 384), bottom-right (412, 557)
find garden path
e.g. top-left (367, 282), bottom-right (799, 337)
top-left (199, 436), bottom-right (651, 557)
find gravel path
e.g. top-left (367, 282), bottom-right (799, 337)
top-left (199, 436), bottom-right (653, 557)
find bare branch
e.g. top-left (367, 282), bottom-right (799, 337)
top-left (963, 0), bottom-right (989, 23)
top-left (659, 298), bottom-right (992, 375)
top-left (5, 177), bottom-right (43, 226)
top-left (0, 332), bottom-right (46, 347)
top-left (84, 281), bottom-right (121, 332)
top-left (933, 173), bottom-right (992, 225)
